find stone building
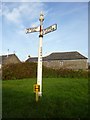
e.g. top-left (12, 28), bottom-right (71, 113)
top-left (0, 54), bottom-right (21, 69)
top-left (26, 51), bottom-right (88, 70)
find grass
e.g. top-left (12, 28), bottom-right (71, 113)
top-left (2, 78), bottom-right (88, 118)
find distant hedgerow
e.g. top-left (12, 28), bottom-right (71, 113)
top-left (2, 62), bottom-right (37, 80)
top-left (2, 62), bottom-right (88, 80)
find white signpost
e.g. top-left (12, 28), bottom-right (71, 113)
top-left (43, 24), bottom-right (57, 35)
top-left (25, 26), bottom-right (40, 33)
top-left (25, 12), bottom-right (57, 102)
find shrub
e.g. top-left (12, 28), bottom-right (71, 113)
top-left (2, 62), bottom-right (37, 80)
top-left (2, 62), bottom-right (88, 80)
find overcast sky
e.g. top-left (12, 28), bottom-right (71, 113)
top-left (1, 2), bottom-right (88, 61)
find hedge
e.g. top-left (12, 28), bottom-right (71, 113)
top-left (2, 62), bottom-right (88, 80)
top-left (2, 62), bottom-right (37, 80)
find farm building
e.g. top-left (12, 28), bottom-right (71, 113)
top-left (26, 51), bottom-right (88, 70)
top-left (0, 54), bottom-right (21, 69)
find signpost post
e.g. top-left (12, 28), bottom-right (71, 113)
top-left (25, 12), bottom-right (57, 102)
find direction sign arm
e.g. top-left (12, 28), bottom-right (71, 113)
top-left (43, 24), bottom-right (57, 35)
top-left (25, 26), bottom-right (40, 34)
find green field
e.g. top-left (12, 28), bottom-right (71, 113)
top-left (2, 78), bottom-right (88, 118)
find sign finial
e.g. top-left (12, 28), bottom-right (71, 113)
top-left (39, 11), bottom-right (44, 22)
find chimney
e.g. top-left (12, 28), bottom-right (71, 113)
top-left (7, 49), bottom-right (9, 57)
top-left (13, 51), bottom-right (16, 54)
top-left (28, 55), bottom-right (30, 58)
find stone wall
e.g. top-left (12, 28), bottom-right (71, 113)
top-left (43, 59), bottom-right (88, 70)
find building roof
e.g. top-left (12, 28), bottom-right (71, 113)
top-left (43, 51), bottom-right (87, 60)
top-left (26, 57), bottom-right (38, 62)
top-left (0, 54), bottom-right (21, 64)
top-left (26, 51), bottom-right (87, 62)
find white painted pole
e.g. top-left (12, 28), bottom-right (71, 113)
top-left (25, 12), bottom-right (57, 100)
top-left (37, 12), bottom-right (44, 96)
top-left (37, 36), bottom-right (42, 96)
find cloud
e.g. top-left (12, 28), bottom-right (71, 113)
top-left (3, 7), bottom-right (21, 23)
top-left (2, 3), bottom-right (19, 23)
top-left (2, 2), bottom-right (48, 41)
top-left (2, 2), bottom-right (46, 24)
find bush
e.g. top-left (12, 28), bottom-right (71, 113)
top-left (2, 62), bottom-right (37, 80)
top-left (56, 69), bottom-right (88, 78)
top-left (2, 62), bottom-right (88, 80)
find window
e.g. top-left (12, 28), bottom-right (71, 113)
top-left (60, 61), bottom-right (63, 66)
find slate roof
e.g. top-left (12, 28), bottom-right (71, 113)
top-left (26, 51), bottom-right (87, 62)
top-left (0, 54), bottom-right (21, 64)
top-left (26, 57), bottom-right (38, 62)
